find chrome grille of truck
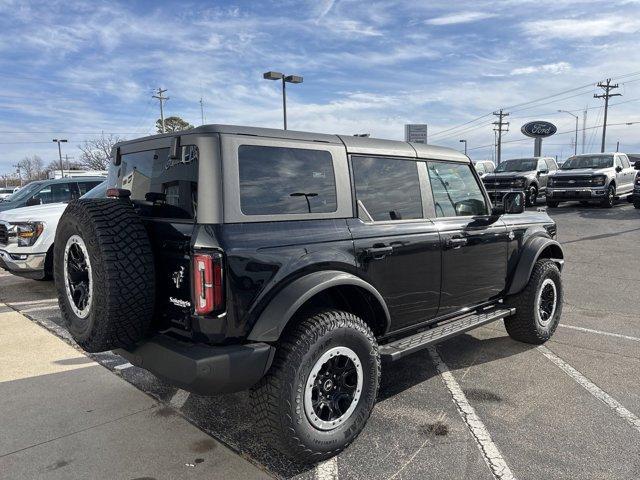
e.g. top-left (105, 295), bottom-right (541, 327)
top-left (552, 176), bottom-right (592, 188)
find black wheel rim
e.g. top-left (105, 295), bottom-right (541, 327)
top-left (537, 279), bottom-right (557, 326)
top-left (64, 235), bottom-right (93, 318)
top-left (305, 347), bottom-right (363, 430)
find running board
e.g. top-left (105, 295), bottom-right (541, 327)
top-left (379, 307), bottom-right (515, 361)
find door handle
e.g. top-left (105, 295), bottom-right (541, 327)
top-left (363, 245), bottom-right (394, 260)
top-left (446, 237), bottom-right (468, 249)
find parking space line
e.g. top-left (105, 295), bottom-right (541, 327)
top-left (558, 324), bottom-right (640, 342)
top-left (8, 298), bottom-right (58, 307)
top-left (538, 345), bottom-right (640, 433)
top-left (20, 305), bottom-right (60, 313)
top-left (114, 362), bottom-right (134, 371)
top-left (169, 389), bottom-right (191, 409)
top-left (428, 346), bottom-right (516, 480)
top-left (315, 458), bottom-right (339, 480)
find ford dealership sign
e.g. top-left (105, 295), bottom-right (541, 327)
top-left (521, 121), bottom-right (557, 138)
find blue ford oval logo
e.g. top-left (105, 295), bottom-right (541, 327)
top-left (521, 121), bottom-right (557, 138)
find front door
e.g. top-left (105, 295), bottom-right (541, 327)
top-left (426, 160), bottom-right (508, 316)
top-left (349, 155), bottom-right (441, 332)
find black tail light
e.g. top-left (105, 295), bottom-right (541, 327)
top-left (192, 252), bottom-right (224, 315)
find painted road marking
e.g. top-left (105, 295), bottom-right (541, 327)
top-left (114, 362), bottom-right (133, 371)
top-left (315, 457), bottom-right (339, 480)
top-left (169, 389), bottom-right (191, 409)
top-left (428, 346), bottom-right (516, 480)
top-left (20, 305), bottom-right (60, 314)
top-left (559, 324), bottom-right (640, 343)
top-left (9, 298), bottom-right (58, 306)
top-left (538, 345), bottom-right (640, 433)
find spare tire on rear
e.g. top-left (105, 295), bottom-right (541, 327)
top-left (54, 199), bottom-right (155, 352)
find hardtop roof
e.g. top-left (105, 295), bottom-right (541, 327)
top-left (115, 124), bottom-right (469, 163)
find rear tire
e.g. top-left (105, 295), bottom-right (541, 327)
top-left (251, 310), bottom-right (380, 463)
top-left (505, 259), bottom-right (562, 344)
top-left (634, 199), bottom-right (640, 209)
top-left (54, 199), bottom-right (155, 352)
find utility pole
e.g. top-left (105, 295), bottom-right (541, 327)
top-left (153, 88), bottom-right (169, 133)
top-left (199, 97), bottom-right (205, 125)
top-left (52, 139), bottom-right (68, 178)
top-left (582, 108), bottom-right (587, 154)
top-left (594, 79), bottom-right (621, 153)
top-left (492, 109), bottom-right (509, 164)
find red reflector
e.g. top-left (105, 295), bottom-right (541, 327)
top-left (193, 253), bottom-right (223, 315)
top-left (106, 188), bottom-right (131, 199)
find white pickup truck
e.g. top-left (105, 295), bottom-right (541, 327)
top-left (0, 182), bottom-right (105, 280)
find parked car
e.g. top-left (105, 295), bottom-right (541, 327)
top-left (482, 157), bottom-right (558, 207)
top-left (0, 182), bottom-right (106, 280)
top-left (0, 177), bottom-right (105, 213)
top-left (54, 125), bottom-right (564, 462)
top-left (473, 160), bottom-right (495, 178)
top-left (631, 159), bottom-right (640, 209)
top-left (0, 187), bottom-right (16, 201)
top-left (546, 153), bottom-right (636, 208)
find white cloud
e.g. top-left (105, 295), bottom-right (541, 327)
top-left (523, 17), bottom-right (640, 39)
top-left (425, 11), bottom-right (497, 26)
top-left (510, 62), bottom-right (572, 76)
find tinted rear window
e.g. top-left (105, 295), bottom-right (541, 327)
top-left (117, 146), bottom-right (198, 219)
top-left (238, 145), bottom-right (337, 215)
top-left (352, 156), bottom-right (422, 221)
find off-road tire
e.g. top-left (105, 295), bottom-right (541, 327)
top-left (526, 185), bottom-right (538, 207)
top-left (35, 247), bottom-right (54, 281)
top-left (505, 259), bottom-right (562, 344)
top-left (634, 199), bottom-right (640, 209)
top-left (601, 184), bottom-right (615, 208)
top-left (546, 201), bottom-right (559, 208)
top-left (250, 310), bottom-right (380, 463)
top-left (54, 199), bottom-right (155, 352)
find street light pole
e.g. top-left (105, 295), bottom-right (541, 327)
top-left (52, 139), bottom-right (68, 178)
top-left (263, 71), bottom-right (303, 130)
top-left (459, 139), bottom-right (467, 155)
top-left (558, 110), bottom-right (578, 155)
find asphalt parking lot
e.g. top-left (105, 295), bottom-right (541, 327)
top-left (1, 201), bottom-right (639, 480)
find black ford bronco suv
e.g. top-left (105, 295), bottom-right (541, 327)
top-left (54, 125), bottom-right (564, 462)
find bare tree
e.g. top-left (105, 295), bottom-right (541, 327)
top-left (17, 155), bottom-right (45, 181)
top-left (77, 134), bottom-right (123, 170)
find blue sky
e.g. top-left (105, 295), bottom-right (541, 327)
top-left (1, 0), bottom-right (640, 173)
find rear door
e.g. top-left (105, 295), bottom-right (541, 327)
top-left (426, 160), bottom-right (508, 315)
top-left (348, 155), bottom-right (441, 331)
top-left (614, 155), bottom-right (627, 192)
top-left (116, 144), bottom-right (199, 331)
top-left (618, 154), bottom-right (635, 193)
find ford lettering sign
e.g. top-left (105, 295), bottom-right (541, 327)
top-left (521, 121), bottom-right (557, 138)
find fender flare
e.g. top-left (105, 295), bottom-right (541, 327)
top-left (247, 270), bottom-right (391, 342)
top-left (507, 236), bottom-right (564, 296)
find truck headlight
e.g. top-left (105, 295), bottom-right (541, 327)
top-left (590, 176), bottom-right (606, 186)
top-left (512, 178), bottom-right (525, 188)
top-left (14, 222), bottom-right (44, 247)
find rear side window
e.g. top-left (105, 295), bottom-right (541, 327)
top-left (118, 146), bottom-right (198, 219)
top-left (238, 145), bottom-right (337, 215)
top-left (620, 155), bottom-right (630, 169)
top-left (545, 158), bottom-right (558, 171)
top-left (428, 162), bottom-right (488, 217)
top-left (77, 181), bottom-right (102, 196)
top-left (352, 156), bottom-right (422, 222)
top-left (35, 183), bottom-right (72, 204)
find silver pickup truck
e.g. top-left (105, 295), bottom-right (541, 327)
top-left (546, 153), bottom-right (636, 208)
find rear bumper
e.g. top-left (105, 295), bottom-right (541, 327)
top-left (546, 187), bottom-right (606, 200)
top-left (0, 249), bottom-right (47, 279)
top-left (116, 335), bottom-right (275, 395)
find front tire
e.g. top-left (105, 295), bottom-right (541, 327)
top-left (526, 185), bottom-right (538, 207)
top-left (505, 259), bottom-right (563, 344)
top-left (251, 310), bottom-right (380, 463)
top-left (601, 184), bottom-right (615, 208)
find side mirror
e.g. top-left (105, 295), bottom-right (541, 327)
top-left (502, 192), bottom-right (525, 214)
top-left (615, 166), bottom-right (622, 173)
top-left (634, 160), bottom-right (640, 170)
top-left (26, 197), bottom-right (42, 206)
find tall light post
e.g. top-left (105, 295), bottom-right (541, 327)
top-left (558, 110), bottom-right (578, 155)
top-left (263, 71), bottom-right (303, 130)
top-left (459, 139), bottom-right (467, 155)
top-left (52, 139), bottom-right (68, 178)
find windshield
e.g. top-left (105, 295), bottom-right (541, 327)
top-left (495, 158), bottom-right (537, 172)
top-left (561, 155), bottom-right (613, 170)
top-left (81, 181), bottom-right (107, 199)
top-left (4, 182), bottom-right (41, 202)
